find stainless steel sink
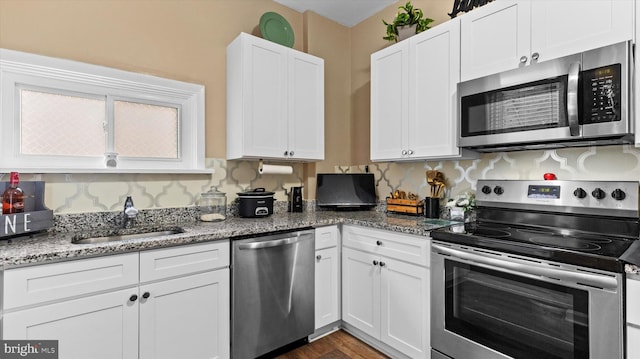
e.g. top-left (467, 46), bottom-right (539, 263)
top-left (72, 227), bottom-right (184, 244)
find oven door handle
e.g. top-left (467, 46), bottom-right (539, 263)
top-left (432, 244), bottom-right (618, 291)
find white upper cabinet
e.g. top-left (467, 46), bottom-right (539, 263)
top-left (227, 32), bottom-right (324, 161)
top-left (460, 0), bottom-right (634, 81)
top-left (371, 40), bottom-right (409, 161)
top-left (371, 19), bottom-right (473, 161)
top-left (460, 0), bottom-right (530, 82)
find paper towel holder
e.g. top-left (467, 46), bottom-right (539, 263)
top-left (258, 159), bottom-right (293, 175)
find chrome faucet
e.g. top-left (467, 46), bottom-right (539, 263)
top-left (122, 196), bottom-right (138, 228)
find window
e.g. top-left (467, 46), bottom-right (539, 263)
top-left (0, 48), bottom-right (205, 173)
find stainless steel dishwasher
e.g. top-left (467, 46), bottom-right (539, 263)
top-left (231, 229), bottom-right (315, 359)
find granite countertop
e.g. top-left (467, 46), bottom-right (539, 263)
top-left (0, 211), bottom-right (457, 268)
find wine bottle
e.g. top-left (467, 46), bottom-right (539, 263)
top-left (2, 172), bottom-right (25, 214)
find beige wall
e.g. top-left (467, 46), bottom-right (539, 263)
top-left (301, 11), bottom-right (352, 196)
top-left (350, 0), bottom-right (455, 163)
top-left (3, 0), bottom-right (637, 214)
top-left (0, 0), bottom-right (306, 159)
top-left (0, 0), bottom-right (352, 210)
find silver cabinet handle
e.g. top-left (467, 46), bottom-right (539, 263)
top-left (531, 52), bottom-right (539, 61)
top-left (567, 62), bottom-right (581, 137)
top-left (283, 150), bottom-right (289, 156)
top-left (238, 236), bottom-right (300, 250)
top-left (289, 151), bottom-right (294, 157)
top-left (519, 55), bottom-right (528, 64)
top-left (408, 149), bottom-right (414, 155)
top-left (401, 150), bottom-right (408, 156)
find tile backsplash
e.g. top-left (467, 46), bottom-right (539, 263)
top-left (5, 144), bottom-right (640, 214)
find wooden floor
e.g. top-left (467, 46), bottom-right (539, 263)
top-left (274, 330), bottom-right (389, 359)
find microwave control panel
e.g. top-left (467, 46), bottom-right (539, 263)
top-left (582, 64), bottom-right (621, 124)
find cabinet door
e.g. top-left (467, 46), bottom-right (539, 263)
top-left (227, 34), bottom-right (288, 159)
top-left (409, 18), bottom-right (461, 159)
top-left (530, 0), bottom-right (633, 63)
top-left (342, 247), bottom-right (380, 338)
top-left (3, 288), bottom-right (138, 359)
top-left (139, 269), bottom-right (230, 359)
top-left (460, 0), bottom-right (531, 81)
top-left (315, 246), bottom-right (340, 329)
top-left (380, 257), bottom-right (429, 359)
top-left (289, 51), bottom-right (325, 160)
top-left (629, 325), bottom-right (640, 359)
top-left (370, 40), bottom-right (409, 161)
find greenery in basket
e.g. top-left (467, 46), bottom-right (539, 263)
top-left (445, 192), bottom-right (476, 213)
top-left (383, 1), bottom-right (434, 42)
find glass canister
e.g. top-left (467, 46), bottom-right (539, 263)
top-left (197, 187), bottom-right (226, 222)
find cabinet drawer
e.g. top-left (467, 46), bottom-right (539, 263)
top-left (315, 225), bottom-right (339, 250)
top-left (4, 253), bottom-right (139, 310)
top-left (342, 225), bottom-right (429, 267)
top-left (140, 240), bottom-right (229, 283)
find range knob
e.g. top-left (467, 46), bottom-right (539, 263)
top-left (493, 186), bottom-right (504, 195)
top-left (573, 188), bottom-right (587, 199)
top-left (481, 185), bottom-right (492, 195)
top-left (591, 188), bottom-right (606, 200)
top-left (612, 189), bottom-right (626, 201)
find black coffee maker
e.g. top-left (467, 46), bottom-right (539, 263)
top-left (288, 186), bottom-right (303, 212)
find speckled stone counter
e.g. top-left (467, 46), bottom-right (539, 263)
top-left (0, 210), bottom-right (456, 268)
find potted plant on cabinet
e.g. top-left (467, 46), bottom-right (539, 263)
top-left (383, 1), bottom-right (434, 42)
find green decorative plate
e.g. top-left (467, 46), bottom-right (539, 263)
top-left (259, 12), bottom-right (294, 47)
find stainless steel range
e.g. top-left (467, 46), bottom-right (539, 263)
top-left (430, 179), bottom-right (640, 359)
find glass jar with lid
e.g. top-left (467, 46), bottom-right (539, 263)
top-left (197, 187), bottom-right (226, 222)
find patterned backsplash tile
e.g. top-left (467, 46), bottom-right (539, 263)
top-left (4, 145), bottom-right (639, 214)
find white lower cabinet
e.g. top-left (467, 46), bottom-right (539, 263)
top-left (3, 288), bottom-right (139, 359)
top-left (314, 225), bottom-right (341, 331)
top-left (3, 240), bottom-right (230, 359)
top-left (341, 226), bottom-right (430, 359)
top-left (139, 269), bottom-right (230, 359)
top-left (627, 277), bottom-right (640, 358)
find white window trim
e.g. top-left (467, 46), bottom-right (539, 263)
top-left (0, 48), bottom-right (207, 173)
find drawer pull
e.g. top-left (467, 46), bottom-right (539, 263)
top-left (380, 262), bottom-right (386, 267)
top-left (129, 294), bottom-right (138, 302)
top-left (142, 292), bottom-right (150, 299)
top-left (376, 240), bottom-right (382, 246)
top-left (316, 255), bottom-right (322, 260)
top-left (373, 260), bottom-right (379, 266)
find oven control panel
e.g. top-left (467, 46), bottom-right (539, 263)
top-left (476, 180), bottom-right (639, 217)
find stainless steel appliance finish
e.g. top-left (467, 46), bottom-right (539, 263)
top-left (430, 179), bottom-right (639, 359)
top-left (458, 41), bottom-right (633, 152)
top-left (431, 243), bottom-right (623, 359)
top-left (231, 229), bottom-right (315, 359)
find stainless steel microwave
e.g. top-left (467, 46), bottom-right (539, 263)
top-left (458, 41), bottom-right (633, 152)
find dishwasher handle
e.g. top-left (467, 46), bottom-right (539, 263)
top-left (237, 235), bottom-right (302, 250)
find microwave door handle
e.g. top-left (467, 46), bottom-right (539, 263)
top-left (567, 62), bottom-right (581, 136)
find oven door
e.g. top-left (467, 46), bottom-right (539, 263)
top-left (431, 242), bottom-right (623, 359)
